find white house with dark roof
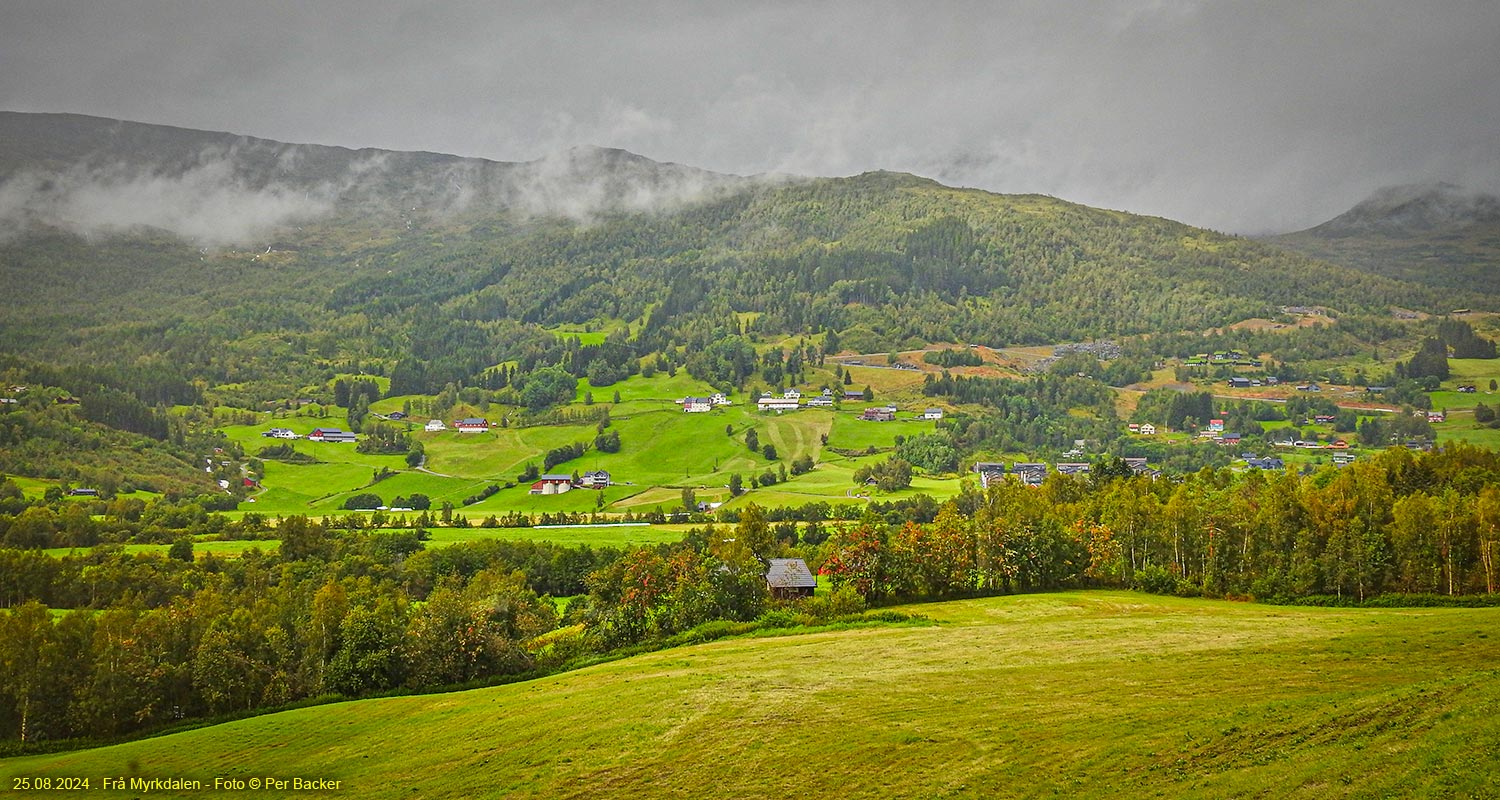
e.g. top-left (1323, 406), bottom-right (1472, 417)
top-left (683, 397), bottom-right (712, 413)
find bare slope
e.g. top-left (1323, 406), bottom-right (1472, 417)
top-left (4, 592), bottom-right (1497, 799)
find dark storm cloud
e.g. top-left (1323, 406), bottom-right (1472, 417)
top-left (2, 0), bottom-right (1497, 232)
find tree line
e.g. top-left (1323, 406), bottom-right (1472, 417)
top-left (819, 445), bottom-right (1500, 603)
top-left (4, 442), bottom-right (1500, 749)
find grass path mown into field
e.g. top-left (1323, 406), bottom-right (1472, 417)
top-left (5, 592), bottom-right (1498, 798)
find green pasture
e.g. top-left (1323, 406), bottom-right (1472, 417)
top-left (5, 475), bottom-right (59, 497)
top-left (368, 394), bottom-right (426, 415)
top-left (273, 470), bottom-right (494, 514)
top-left (1429, 389), bottom-right (1499, 412)
top-left (826, 412), bottom-right (931, 451)
top-left (245, 460), bottom-right (399, 514)
top-left (719, 487), bottom-right (865, 511)
top-left (719, 454), bottom-right (967, 509)
top-left (42, 540), bottom-right (277, 559)
top-left (425, 524), bottom-right (691, 549)
top-left (423, 425), bottom-right (595, 479)
top-left (212, 393), bottom-right (963, 517)
top-left (0, 476), bottom-right (162, 503)
top-left (546, 321), bottom-right (632, 347)
top-left (462, 484), bottom-right (638, 515)
top-left (6, 592), bottom-right (1497, 798)
top-left (608, 485), bottom-right (703, 509)
top-left (208, 372), bottom-right (948, 519)
top-left (575, 371), bottom-right (716, 403)
top-left (1438, 421), bottom-right (1500, 449)
top-left (1447, 358), bottom-right (1500, 385)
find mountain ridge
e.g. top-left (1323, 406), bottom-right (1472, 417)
top-left (1296, 182), bottom-right (1500, 237)
top-left (1269, 182), bottom-right (1500, 294)
top-left (0, 110), bottom-right (751, 239)
top-left (0, 111), bottom-right (1490, 402)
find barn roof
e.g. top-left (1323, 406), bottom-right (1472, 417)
top-left (765, 558), bottom-right (817, 589)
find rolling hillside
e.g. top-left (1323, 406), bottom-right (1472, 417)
top-left (3, 592), bottom-right (1496, 798)
top-left (1, 112), bottom-right (1487, 406)
top-left (1271, 183), bottom-right (1500, 295)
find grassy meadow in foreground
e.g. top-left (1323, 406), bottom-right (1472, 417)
top-left (3, 592), bottom-right (1497, 799)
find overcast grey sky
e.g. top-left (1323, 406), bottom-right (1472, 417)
top-left (2, 0), bottom-right (1497, 232)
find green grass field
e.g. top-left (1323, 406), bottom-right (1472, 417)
top-left (1447, 358), bottom-right (1500, 386)
top-left (424, 524), bottom-right (692, 549)
top-left (826, 412), bottom-right (931, 451)
top-left (5, 475), bottom-right (59, 497)
top-left (4, 592), bottom-right (1497, 798)
top-left (41, 540), bottom-right (278, 559)
top-left (35, 524), bottom-right (702, 560)
top-left (574, 371), bottom-right (715, 404)
top-left (1, 476), bottom-right (163, 504)
top-left (217, 394), bottom-right (967, 518)
top-left (1429, 390), bottom-right (1500, 412)
top-left (205, 361), bottom-right (1500, 520)
top-left (1439, 421), bottom-right (1500, 449)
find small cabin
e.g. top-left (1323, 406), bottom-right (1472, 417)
top-left (765, 558), bottom-right (817, 599)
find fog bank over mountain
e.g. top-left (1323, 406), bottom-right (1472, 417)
top-left (3, 2), bottom-right (1497, 233)
top-left (0, 113), bottom-right (749, 245)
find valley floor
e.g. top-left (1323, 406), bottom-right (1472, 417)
top-left (4, 591), bottom-right (1497, 798)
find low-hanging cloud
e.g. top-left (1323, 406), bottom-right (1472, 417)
top-left (495, 146), bottom-right (748, 222)
top-left (3, 0), bottom-right (1496, 233)
top-left (0, 136), bottom-right (754, 246)
top-left (0, 157), bottom-right (333, 247)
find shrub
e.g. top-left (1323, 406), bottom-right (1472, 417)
top-left (342, 492), bottom-right (382, 510)
top-left (754, 609), bottom-right (801, 629)
top-left (1132, 564), bottom-right (1176, 594)
top-left (803, 584), bottom-right (866, 619)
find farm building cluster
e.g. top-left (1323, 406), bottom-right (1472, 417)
top-left (677, 388), bottom-right (944, 421)
top-left (971, 458), bottom-right (1158, 488)
top-left (528, 470), bottom-right (612, 495)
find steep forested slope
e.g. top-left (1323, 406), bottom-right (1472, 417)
top-left (0, 113), bottom-right (1487, 403)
